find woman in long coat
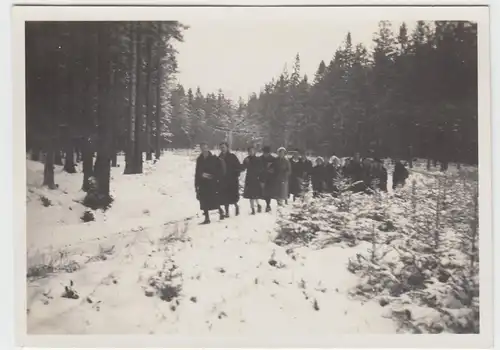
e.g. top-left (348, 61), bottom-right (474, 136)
top-left (242, 145), bottom-right (263, 215)
top-left (195, 143), bottom-right (225, 224)
top-left (272, 147), bottom-right (292, 206)
top-left (219, 142), bottom-right (242, 217)
top-left (259, 146), bottom-right (277, 212)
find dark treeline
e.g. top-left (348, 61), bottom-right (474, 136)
top-left (26, 20), bottom-right (477, 206)
top-left (168, 20), bottom-right (478, 165)
top-left (26, 21), bottom-right (186, 206)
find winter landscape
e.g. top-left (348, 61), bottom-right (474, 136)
top-left (24, 15), bottom-right (481, 339)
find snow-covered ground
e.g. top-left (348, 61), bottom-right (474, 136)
top-left (26, 151), bottom-right (399, 335)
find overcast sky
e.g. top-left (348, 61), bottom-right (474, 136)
top-left (174, 20), bottom-right (405, 101)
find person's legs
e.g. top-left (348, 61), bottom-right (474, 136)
top-left (202, 210), bottom-right (210, 224)
top-left (219, 207), bottom-right (225, 220)
top-left (250, 199), bottom-right (256, 215)
top-left (224, 204), bottom-right (230, 218)
top-left (235, 203), bottom-right (240, 216)
top-left (265, 198), bottom-right (271, 212)
top-left (256, 199), bottom-right (262, 213)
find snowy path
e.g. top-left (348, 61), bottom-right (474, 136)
top-left (26, 152), bottom-right (397, 335)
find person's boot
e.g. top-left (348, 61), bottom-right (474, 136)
top-left (235, 204), bottom-right (240, 216)
top-left (219, 208), bottom-right (225, 220)
top-left (201, 212), bottom-right (210, 225)
top-left (266, 205), bottom-right (271, 213)
top-left (224, 205), bottom-right (230, 218)
top-left (257, 204), bottom-right (262, 213)
top-left (251, 207), bottom-right (256, 215)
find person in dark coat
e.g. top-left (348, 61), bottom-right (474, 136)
top-left (219, 142), bottom-right (242, 218)
top-left (372, 158), bottom-right (388, 192)
top-left (273, 147), bottom-right (292, 206)
top-left (195, 143), bottom-right (225, 224)
top-left (311, 157), bottom-right (329, 197)
top-left (393, 160), bottom-right (409, 190)
top-left (289, 149), bottom-right (305, 201)
top-left (242, 145), bottom-right (263, 215)
top-left (344, 153), bottom-right (365, 193)
top-left (259, 146), bottom-right (277, 212)
top-left (301, 150), bottom-right (314, 193)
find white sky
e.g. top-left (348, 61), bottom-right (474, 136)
top-left (174, 19), bottom-right (403, 100)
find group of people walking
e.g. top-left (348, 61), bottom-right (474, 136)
top-left (194, 143), bottom-right (409, 224)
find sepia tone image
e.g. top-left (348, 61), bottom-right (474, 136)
top-left (20, 5), bottom-right (489, 343)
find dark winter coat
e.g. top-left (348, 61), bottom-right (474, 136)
top-left (311, 164), bottom-right (329, 195)
top-left (289, 158), bottom-right (306, 196)
top-left (195, 152), bottom-right (224, 211)
top-left (272, 157), bottom-right (292, 200)
top-left (242, 155), bottom-right (263, 199)
top-left (259, 154), bottom-right (277, 199)
top-left (393, 161), bottom-right (409, 189)
top-left (219, 151), bottom-right (242, 205)
top-left (344, 159), bottom-right (365, 192)
top-left (372, 165), bottom-right (388, 192)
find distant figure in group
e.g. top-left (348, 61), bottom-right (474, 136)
top-left (371, 158), bottom-right (388, 192)
top-left (289, 149), bottom-right (305, 201)
top-left (218, 142), bottom-right (242, 218)
top-left (273, 147), bottom-right (292, 206)
top-left (311, 156), bottom-right (329, 198)
top-left (344, 153), bottom-right (365, 192)
top-left (195, 143), bottom-right (225, 224)
top-left (259, 146), bottom-right (277, 212)
top-left (393, 160), bottom-right (409, 190)
top-left (327, 156), bottom-right (342, 195)
top-left (242, 145), bottom-right (263, 215)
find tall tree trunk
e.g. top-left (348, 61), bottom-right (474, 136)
top-left (124, 22), bottom-right (137, 174)
top-left (145, 36), bottom-right (153, 161)
top-left (133, 22), bottom-right (143, 174)
top-left (43, 138), bottom-right (57, 189)
top-left (93, 23), bottom-right (112, 204)
top-left (154, 24), bottom-right (163, 161)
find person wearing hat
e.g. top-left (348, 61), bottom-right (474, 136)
top-left (273, 147), bottom-right (292, 206)
top-left (259, 146), bottom-right (277, 212)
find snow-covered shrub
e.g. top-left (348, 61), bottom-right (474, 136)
top-left (145, 258), bottom-right (183, 303)
top-left (39, 195), bottom-right (52, 207)
top-left (276, 166), bottom-right (479, 334)
top-left (81, 210), bottom-right (95, 223)
top-left (349, 171), bottom-right (479, 334)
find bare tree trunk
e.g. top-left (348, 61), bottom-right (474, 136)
top-left (154, 24), bottom-right (163, 161)
top-left (124, 22), bottom-right (137, 174)
top-left (145, 36), bottom-right (153, 161)
top-left (93, 23), bottom-right (112, 204)
top-left (426, 158), bottom-right (431, 171)
top-left (133, 22), bottom-right (143, 174)
top-left (43, 138), bottom-right (57, 189)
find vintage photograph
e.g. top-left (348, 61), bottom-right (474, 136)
top-left (15, 3), bottom-right (491, 347)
